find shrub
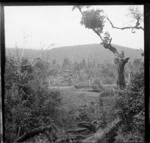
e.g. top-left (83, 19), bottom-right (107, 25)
top-left (4, 55), bottom-right (62, 143)
top-left (114, 68), bottom-right (144, 142)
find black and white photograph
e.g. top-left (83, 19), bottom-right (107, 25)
top-left (1, 4), bottom-right (146, 143)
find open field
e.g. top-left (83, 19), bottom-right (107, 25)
top-left (50, 86), bottom-right (116, 114)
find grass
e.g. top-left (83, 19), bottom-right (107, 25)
top-left (53, 86), bottom-right (116, 114)
top-left (48, 85), bottom-right (117, 132)
top-left (58, 86), bottom-right (99, 111)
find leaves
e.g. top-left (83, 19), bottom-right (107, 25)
top-left (80, 9), bottom-right (105, 31)
top-left (114, 68), bottom-right (144, 142)
top-left (5, 56), bottom-right (63, 142)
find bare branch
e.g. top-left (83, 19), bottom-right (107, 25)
top-left (92, 28), bottom-right (103, 40)
top-left (72, 5), bottom-right (84, 15)
top-left (118, 57), bottom-right (130, 67)
top-left (14, 125), bottom-right (52, 142)
top-left (31, 57), bottom-right (42, 66)
top-left (92, 28), bottom-right (120, 56)
top-left (106, 16), bottom-right (144, 31)
top-left (124, 57), bottom-right (130, 65)
top-left (67, 128), bottom-right (89, 134)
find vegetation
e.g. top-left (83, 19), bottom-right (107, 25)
top-left (6, 43), bottom-right (142, 65)
top-left (4, 5), bottom-right (144, 143)
top-left (4, 55), bottom-right (62, 142)
top-left (73, 5), bottom-right (143, 89)
top-left (114, 63), bottom-right (144, 142)
top-left (4, 50), bottom-right (144, 142)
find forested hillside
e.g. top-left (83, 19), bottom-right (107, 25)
top-left (6, 44), bottom-right (142, 64)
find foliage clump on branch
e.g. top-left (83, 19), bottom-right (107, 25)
top-left (81, 9), bottom-right (105, 33)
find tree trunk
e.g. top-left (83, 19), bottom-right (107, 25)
top-left (82, 118), bottom-right (122, 143)
top-left (116, 58), bottom-right (129, 89)
top-left (117, 64), bottom-right (125, 89)
top-left (100, 42), bottom-right (129, 90)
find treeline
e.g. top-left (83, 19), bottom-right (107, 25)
top-left (46, 57), bottom-right (143, 86)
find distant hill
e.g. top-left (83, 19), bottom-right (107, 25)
top-left (6, 43), bottom-right (142, 64)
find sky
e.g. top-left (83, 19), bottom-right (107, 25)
top-left (4, 5), bottom-right (144, 50)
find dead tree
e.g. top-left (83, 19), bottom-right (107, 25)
top-left (72, 6), bottom-right (132, 89)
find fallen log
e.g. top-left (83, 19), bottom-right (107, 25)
top-left (77, 121), bottom-right (97, 132)
top-left (82, 118), bottom-right (122, 143)
top-left (67, 128), bottom-right (89, 134)
top-left (14, 125), bottom-right (52, 143)
top-left (82, 108), bottom-right (145, 143)
top-left (55, 135), bottom-right (85, 143)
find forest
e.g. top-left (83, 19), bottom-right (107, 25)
top-left (3, 5), bottom-right (144, 143)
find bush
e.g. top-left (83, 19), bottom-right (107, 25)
top-left (4, 55), bottom-right (62, 143)
top-left (114, 68), bottom-right (144, 142)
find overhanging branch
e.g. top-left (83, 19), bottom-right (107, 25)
top-left (106, 16), bottom-right (144, 31)
top-left (92, 28), bottom-right (104, 41)
top-left (123, 57), bottom-right (130, 66)
top-left (74, 7), bottom-right (122, 58)
top-left (92, 28), bottom-right (119, 56)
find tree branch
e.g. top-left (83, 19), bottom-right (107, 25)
top-left (106, 16), bottom-right (144, 32)
top-left (123, 57), bottom-right (130, 66)
top-left (73, 6), bottom-right (84, 15)
top-left (14, 125), bottom-right (52, 142)
top-left (73, 6), bottom-right (124, 58)
top-left (103, 44), bottom-right (119, 56)
top-left (92, 28), bottom-right (103, 40)
top-left (67, 128), bottom-right (89, 134)
top-left (77, 121), bottom-right (97, 132)
top-left (92, 28), bottom-right (119, 56)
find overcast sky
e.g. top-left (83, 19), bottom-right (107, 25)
top-left (4, 5), bottom-right (144, 50)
